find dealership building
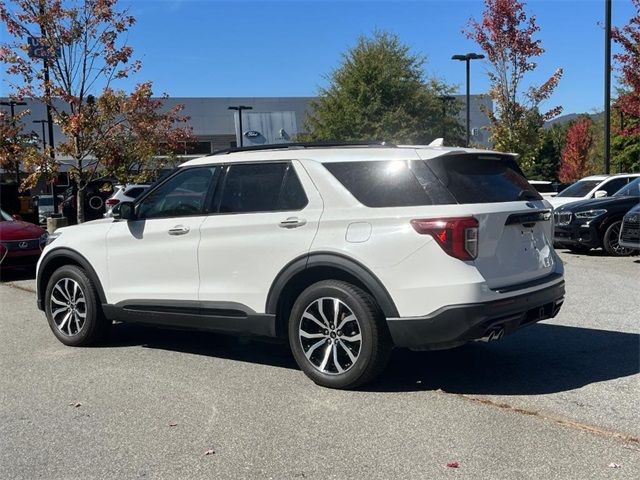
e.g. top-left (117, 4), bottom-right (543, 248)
top-left (1, 94), bottom-right (492, 191)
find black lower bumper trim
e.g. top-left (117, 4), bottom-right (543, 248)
top-left (386, 280), bottom-right (565, 350)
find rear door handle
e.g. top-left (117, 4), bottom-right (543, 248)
top-left (279, 217), bottom-right (307, 229)
top-left (168, 225), bottom-right (190, 236)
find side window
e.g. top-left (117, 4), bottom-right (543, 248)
top-left (137, 167), bottom-right (218, 219)
top-left (124, 187), bottom-right (146, 199)
top-left (601, 178), bottom-right (627, 196)
top-left (218, 162), bottom-right (308, 214)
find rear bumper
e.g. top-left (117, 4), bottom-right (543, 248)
top-left (386, 280), bottom-right (565, 350)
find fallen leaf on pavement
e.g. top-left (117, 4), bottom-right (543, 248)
top-left (608, 463), bottom-right (621, 469)
top-left (69, 402), bottom-right (82, 408)
top-left (168, 422), bottom-right (178, 427)
top-left (204, 449), bottom-right (215, 456)
top-left (447, 462), bottom-right (459, 468)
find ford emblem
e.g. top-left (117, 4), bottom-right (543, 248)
top-left (244, 130), bottom-right (260, 138)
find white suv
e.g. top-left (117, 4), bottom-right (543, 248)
top-left (36, 143), bottom-right (565, 389)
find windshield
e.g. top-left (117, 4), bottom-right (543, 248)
top-left (614, 178), bottom-right (640, 198)
top-left (0, 209), bottom-right (14, 222)
top-left (38, 197), bottom-right (53, 206)
top-left (556, 180), bottom-right (600, 198)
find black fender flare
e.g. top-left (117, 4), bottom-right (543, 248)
top-left (265, 252), bottom-right (399, 318)
top-left (37, 247), bottom-right (107, 310)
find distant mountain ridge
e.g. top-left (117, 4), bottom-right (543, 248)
top-left (544, 112), bottom-right (604, 129)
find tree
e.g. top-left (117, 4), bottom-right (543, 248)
top-left (466, 0), bottom-right (563, 172)
top-left (612, 0), bottom-right (640, 137)
top-left (305, 31), bottom-right (464, 145)
top-left (558, 117), bottom-right (595, 183)
top-left (610, 0), bottom-right (640, 172)
top-left (528, 122), bottom-right (567, 181)
top-left (89, 83), bottom-right (192, 185)
top-left (0, 0), bottom-right (157, 222)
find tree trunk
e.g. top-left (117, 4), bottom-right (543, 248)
top-left (76, 156), bottom-right (85, 224)
top-left (76, 187), bottom-right (85, 224)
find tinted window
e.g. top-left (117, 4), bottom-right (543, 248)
top-left (124, 187), bottom-right (146, 199)
top-left (530, 182), bottom-right (555, 193)
top-left (137, 167), bottom-right (217, 219)
top-left (601, 178), bottom-right (628, 196)
top-left (219, 163), bottom-right (308, 214)
top-left (556, 180), bottom-right (600, 198)
top-left (426, 155), bottom-right (542, 203)
top-left (324, 161), bottom-right (437, 207)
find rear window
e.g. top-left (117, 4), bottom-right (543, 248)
top-left (427, 155), bottom-right (542, 203)
top-left (530, 182), bottom-right (555, 193)
top-left (324, 154), bottom-right (540, 207)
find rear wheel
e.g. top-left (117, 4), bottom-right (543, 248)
top-left (45, 265), bottom-right (110, 346)
top-left (602, 220), bottom-right (634, 256)
top-left (288, 280), bottom-right (392, 389)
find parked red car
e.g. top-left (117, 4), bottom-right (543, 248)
top-left (0, 208), bottom-right (48, 269)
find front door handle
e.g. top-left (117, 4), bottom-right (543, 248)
top-left (168, 225), bottom-right (190, 236)
top-left (279, 217), bottom-right (307, 229)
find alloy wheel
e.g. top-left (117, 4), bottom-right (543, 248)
top-left (50, 278), bottom-right (87, 336)
top-left (298, 297), bottom-right (362, 375)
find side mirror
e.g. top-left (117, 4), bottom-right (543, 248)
top-left (594, 190), bottom-right (608, 199)
top-left (11, 214), bottom-right (22, 221)
top-left (113, 201), bottom-right (136, 220)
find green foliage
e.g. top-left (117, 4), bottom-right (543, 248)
top-left (305, 31), bottom-right (463, 145)
top-left (527, 123), bottom-right (567, 180)
top-left (611, 110), bottom-right (640, 172)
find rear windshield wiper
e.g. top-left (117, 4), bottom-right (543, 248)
top-left (517, 189), bottom-right (540, 201)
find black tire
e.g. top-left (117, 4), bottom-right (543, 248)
top-left (288, 280), bottom-right (392, 389)
top-left (602, 220), bottom-right (634, 256)
top-left (44, 265), bottom-right (110, 346)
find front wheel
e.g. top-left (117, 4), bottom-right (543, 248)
top-left (44, 265), bottom-right (110, 346)
top-left (288, 280), bottom-right (392, 389)
top-left (602, 220), bottom-right (634, 256)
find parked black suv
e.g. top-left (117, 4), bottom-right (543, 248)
top-left (554, 177), bottom-right (640, 256)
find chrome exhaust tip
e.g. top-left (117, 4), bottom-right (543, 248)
top-left (476, 327), bottom-right (505, 343)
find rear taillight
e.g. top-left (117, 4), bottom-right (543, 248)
top-left (106, 199), bottom-right (120, 207)
top-left (411, 217), bottom-right (479, 260)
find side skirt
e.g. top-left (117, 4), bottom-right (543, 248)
top-left (101, 300), bottom-right (276, 337)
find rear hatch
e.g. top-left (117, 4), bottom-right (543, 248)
top-left (417, 151), bottom-right (556, 289)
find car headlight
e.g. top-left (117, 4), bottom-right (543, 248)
top-left (46, 231), bottom-right (61, 245)
top-left (575, 209), bottom-right (607, 219)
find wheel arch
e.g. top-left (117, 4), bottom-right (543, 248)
top-left (266, 252), bottom-right (399, 337)
top-left (37, 248), bottom-right (107, 311)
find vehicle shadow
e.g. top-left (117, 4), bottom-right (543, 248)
top-left (107, 322), bottom-right (639, 395)
top-left (0, 266), bottom-right (36, 282)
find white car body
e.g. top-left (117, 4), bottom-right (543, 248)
top-left (549, 174), bottom-right (640, 209)
top-left (37, 145), bottom-right (565, 358)
top-left (104, 184), bottom-right (150, 217)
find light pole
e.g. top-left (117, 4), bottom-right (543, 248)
top-left (33, 119), bottom-right (53, 198)
top-left (451, 53), bottom-right (485, 147)
top-left (438, 95), bottom-right (456, 143)
top-left (604, 0), bottom-right (612, 174)
top-left (1, 100), bottom-right (28, 183)
top-left (228, 105), bottom-right (253, 148)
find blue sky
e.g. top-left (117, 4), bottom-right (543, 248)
top-left (4, 0), bottom-right (638, 115)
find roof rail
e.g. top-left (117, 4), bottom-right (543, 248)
top-left (209, 140), bottom-right (395, 156)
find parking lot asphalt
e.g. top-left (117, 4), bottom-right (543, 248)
top-left (1, 251), bottom-right (638, 479)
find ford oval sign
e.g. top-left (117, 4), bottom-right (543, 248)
top-left (244, 130), bottom-right (260, 138)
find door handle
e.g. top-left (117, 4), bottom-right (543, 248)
top-left (279, 217), bottom-right (307, 229)
top-left (168, 225), bottom-right (190, 236)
